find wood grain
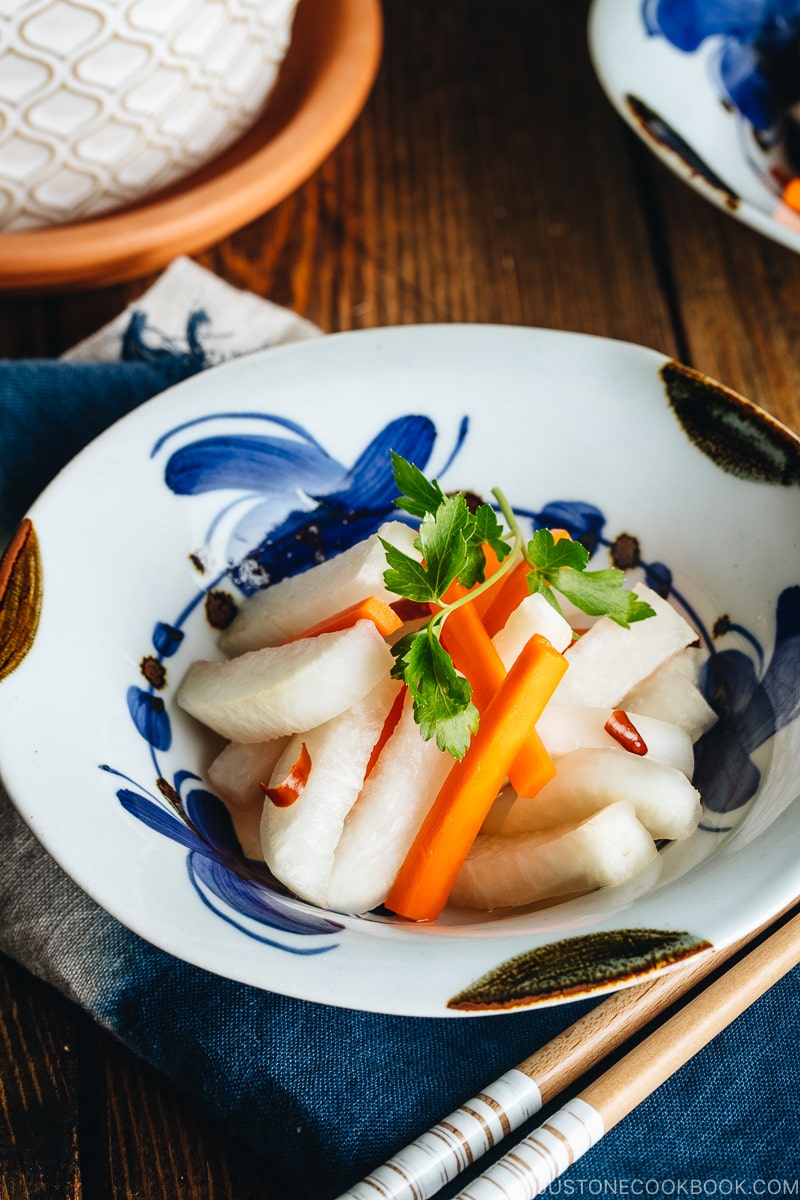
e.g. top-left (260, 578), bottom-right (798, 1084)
top-left (0, 957), bottom-right (80, 1200)
top-left (198, 0), bottom-right (679, 347)
top-left (644, 156), bottom-right (800, 428)
top-left (98, 1032), bottom-right (294, 1200)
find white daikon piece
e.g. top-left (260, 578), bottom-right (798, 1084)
top-left (261, 674), bottom-right (400, 906)
top-left (621, 648), bottom-right (717, 741)
top-left (485, 746), bottom-right (701, 841)
top-left (206, 738), bottom-right (288, 860)
top-left (207, 738), bottom-right (289, 810)
top-left (220, 520), bottom-right (419, 654)
top-left (228, 805), bottom-right (266, 862)
top-left (177, 620), bottom-right (394, 743)
top-left (450, 801), bottom-right (658, 910)
top-left (492, 591), bottom-right (573, 667)
top-left (327, 692), bottom-right (454, 913)
top-left (553, 583), bottom-right (698, 708)
top-left (536, 705), bottom-right (694, 777)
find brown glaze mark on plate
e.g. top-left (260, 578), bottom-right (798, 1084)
top-left (0, 519), bottom-right (43, 682)
top-left (662, 360), bottom-right (800, 484)
top-left (447, 927), bottom-right (711, 1011)
top-left (625, 94), bottom-right (740, 210)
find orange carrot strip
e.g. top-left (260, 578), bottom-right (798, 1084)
top-left (439, 601), bottom-right (503, 711)
top-left (385, 634), bottom-right (568, 922)
top-left (482, 529), bottom-right (571, 637)
top-left (365, 685), bottom-right (406, 777)
top-left (783, 178), bottom-right (800, 214)
top-left (439, 602), bottom-right (556, 799)
top-left (285, 595), bottom-right (402, 643)
top-left (481, 559), bottom-right (530, 638)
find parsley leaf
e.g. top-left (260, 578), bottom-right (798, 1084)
top-left (382, 470), bottom-right (511, 758)
top-left (417, 494), bottom-right (473, 596)
top-left (381, 539), bottom-right (436, 603)
top-left (396, 629), bottom-right (479, 758)
top-left (461, 503), bottom-right (512, 588)
top-left (390, 450), bottom-right (445, 519)
top-left (525, 529), bottom-right (655, 628)
top-left (383, 456), bottom-right (654, 758)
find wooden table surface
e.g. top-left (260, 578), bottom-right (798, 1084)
top-left (3, 1), bottom-right (800, 1195)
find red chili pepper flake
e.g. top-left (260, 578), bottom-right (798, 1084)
top-left (604, 710), bottom-right (648, 756)
top-left (260, 743), bottom-right (312, 807)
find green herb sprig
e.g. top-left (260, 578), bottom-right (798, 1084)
top-left (493, 489), bottom-right (656, 629)
top-left (383, 454), bottom-right (654, 759)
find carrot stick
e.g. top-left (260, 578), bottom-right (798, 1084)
top-left (439, 601), bottom-right (503, 711)
top-left (481, 558), bottom-right (530, 638)
top-left (439, 601), bottom-right (556, 799)
top-left (285, 595), bottom-right (402, 643)
top-left (385, 633), bottom-right (568, 922)
top-left (365, 685), bottom-right (406, 776)
top-left (783, 178), bottom-right (800, 214)
top-left (482, 529), bottom-right (571, 637)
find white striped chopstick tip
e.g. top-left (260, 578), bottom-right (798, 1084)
top-left (338, 1069), bottom-right (543, 1200)
top-left (338, 902), bottom-right (800, 1200)
top-left (451, 909), bottom-right (800, 1200)
top-left (455, 1097), bottom-right (604, 1200)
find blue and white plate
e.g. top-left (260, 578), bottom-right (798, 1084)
top-left (589, 0), bottom-right (800, 254)
top-left (1, 325), bottom-right (799, 1016)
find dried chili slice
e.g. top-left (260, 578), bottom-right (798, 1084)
top-left (604, 710), bottom-right (648, 756)
top-left (260, 743), bottom-right (312, 807)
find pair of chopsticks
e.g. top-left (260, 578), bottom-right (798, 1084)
top-left (336, 902), bottom-right (800, 1200)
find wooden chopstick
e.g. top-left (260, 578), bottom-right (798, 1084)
top-left (337, 901), bottom-right (799, 1200)
top-left (452, 906), bottom-right (800, 1200)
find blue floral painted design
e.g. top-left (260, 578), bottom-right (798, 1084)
top-left (694, 584), bottom-right (800, 816)
top-left (107, 411), bottom-right (445, 949)
top-left (643, 0), bottom-right (800, 132)
top-left (103, 765), bottom-right (342, 953)
top-left (154, 411), bottom-right (449, 593)
top-left (519, 497), bottom-right (800, 831)
top-left (109, 410), bottom-right (800, 943)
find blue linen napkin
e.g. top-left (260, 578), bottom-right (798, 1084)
top-left (1, 261), bottom-right (798, 1198)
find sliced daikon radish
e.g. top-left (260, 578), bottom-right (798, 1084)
top-left (327, 692), bottom-right (454, 913)
top-left (674, 645), bottom-right (707, 684)
top-left (484, 746), bottom-right (701, 841)
top-left (450, 801), bottom-right (658, 910)
top-left (177, 620), bottom-right (394, 743)
top-left (207, 738), bottom-right (289, 809)
top-left (220, 520), bottom-right (419, 654)
top-left (227, 804), bottom-right (266, 862)
top-left (553, 583), bottom-right (697, 708)
top-left (621, 648), bottom-right (717, 741)
top-left (261, 674), bottom-right (400, 906)
top-left (492, 592), bottom-right (573, 667)
top-left (536, 705), bottom-right (694, 777)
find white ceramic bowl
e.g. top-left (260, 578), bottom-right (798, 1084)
top-left (0, 0), bottom-right (299, 230)
top-left (2, 325), bottom-right (800, 1017)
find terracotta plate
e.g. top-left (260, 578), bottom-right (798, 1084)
top-left (0, 0), bottom-right (382, 293)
